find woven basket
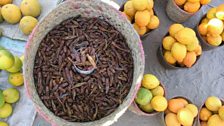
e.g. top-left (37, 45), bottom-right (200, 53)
top-left (166, 0), bottom-right (194, 23)
top-left (197, 98), bottom-right (224, 126)
top-left (24, 0), bottom-right (145, 126)
top-left (162, 96), bottom-right (198, 126)
top-left (128, 83), bottom-right (167, 116)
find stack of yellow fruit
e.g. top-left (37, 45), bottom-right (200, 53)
top-left (0, 46), bottom-right (24, 87)
top-left (198, 4), bottom-right (224, 47)
top-left (174, 0), bottom-right (211, 13)
top-left (135, 74), bottom-right (168, 113)
top-left (165, 97), bottom-right (198, 126)
top-left (0, 46), bottom-right (24, 126)
top-left (162, 24), bottom-right (202, 68)
top-left (199, 96), bottom-right (224, 126)
top-left (0, 88), bottom-right (20, 126)
top-left (0, 0), bottom-right (41, 35)
top-left (122, 0), bottom-right (160, 36)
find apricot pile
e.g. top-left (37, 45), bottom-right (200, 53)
top-left (135, 74), bottom-right (168, 114)
top-left (174, 0), bottom-right (211, 13)
top-left (198, 4), bottom-right (224, 47)
top-left (199, 96), bottom-right (224, 126)
top-left (165, 97), bottom-right (198, 126)
top-left (121, 0), bottom-right (160, 36)
top-left (162, 24), bottom-right (202, 68)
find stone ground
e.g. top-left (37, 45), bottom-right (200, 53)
top-left (33, 0), bottom-right (224, 126)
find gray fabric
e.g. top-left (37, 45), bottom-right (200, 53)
top-left (0, 0), bottom-right (58, 41)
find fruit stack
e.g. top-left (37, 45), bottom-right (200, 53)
top-left (198, 4), bottom-right (224, 47)
top-left (0, 46), bottom-right (24, 86)
top-left (165, 97), bottom-right (198, 126)
top-left (121, 0), bottom-right (160, 36)
top-left (199, 96), bottom-right (224, 126)
top-left (162, 24), bottom-right (202, 68)
top-left (0, 0), bottom-right (41, 35)
top-left (0, 88), bottom-right (20, 126)
top-left (135, 74), bottom-right (167, 114)
top-left (174, 0), bottom-right (211, 13)
top-left (0, 46), bottom-right (24, 126)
